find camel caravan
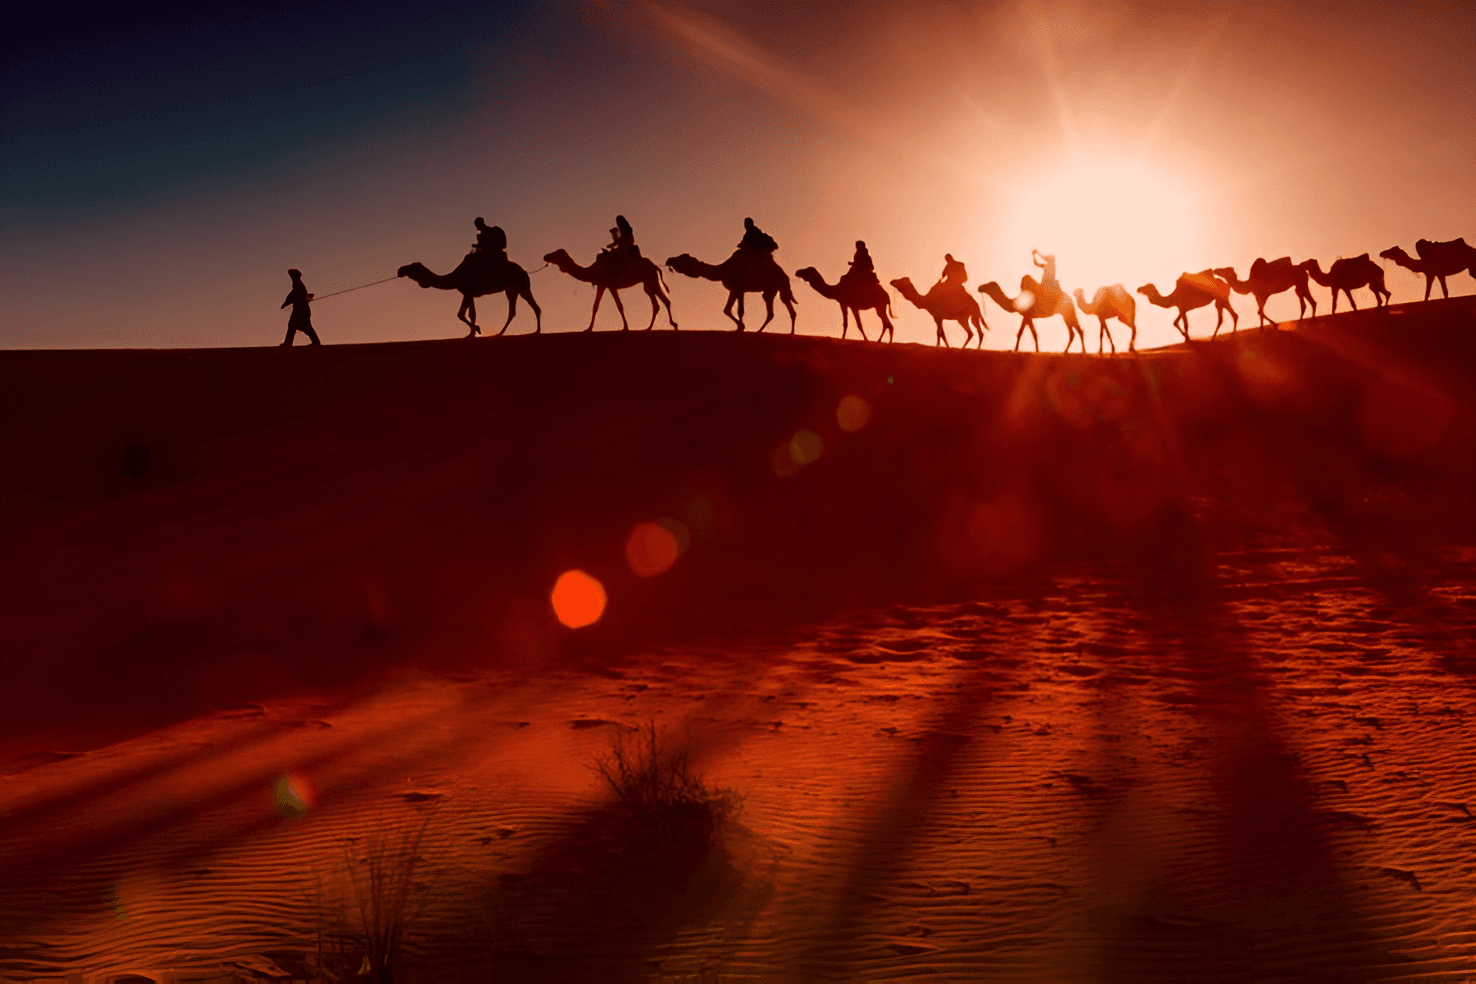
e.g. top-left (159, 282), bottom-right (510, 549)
top-left (391, 217), bottom-right (1475, 353)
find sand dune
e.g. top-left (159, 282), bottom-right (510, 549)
top-left (3, 299), bottom-right (1475, 980)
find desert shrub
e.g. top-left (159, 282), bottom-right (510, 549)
top-left (593, 721), bottom-right (738, 839)
top-left (310, 815), bottom-right (435, 984)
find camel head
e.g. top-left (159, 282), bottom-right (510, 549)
top-left (397, 262), bottom-right (436, 288)
top-left (666, 253), bottom-right (703, 279)
top-left (1297, 258), bottom-right (1329, 284)
top-left (977, 281), bottom-right (1017, 313)
top-left (542, 249), bottom-right (575, 271)
top-left (1137, 283), bottom-right (1165, 304)
top-left (1379, 246), bottom-right (1416, 267)
top-left (889, 277), bottom-right (924, 306)
top-left (794, 266), bottom-right (825, 289)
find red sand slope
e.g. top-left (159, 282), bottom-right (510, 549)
top-left (2, 298), bottom-right (1475, 981)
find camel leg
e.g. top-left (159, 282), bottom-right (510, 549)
top-left (1257, 298), bottom-right (1275, 332)
top-left (659, 287), bottom-right (678, 330)
top-left (878, 307), bottom-right (894, 343)
top-left (724, 292), bottom-right (743, 331)
top-left (1424, 275), bottom-right (1434, 301)
top-left (642, 286), bottom-right (660, 330)
top-left (935, 317), bottom-right (950, 347)
top-left (608, 288), bottom-right (631, 331)
top-left (1297, 286), bottom-right (1315, 320)
top-left (839, 304), bottom-right (849, 340)
top-left (755, 291), bottom-right (778, 333)
top-left (1175, 311), bottom-right (1190, 341)
top-left (852, 308), bottom-right (869, 342)
top-left (459, 296), bottom-right (480, 337)
top-left (783, 295), bottom-right (796, 334)
top-left (515, 285), bottom-right (542, 335)
top-left (586, 285), bottom-right (606, 332)
top-left (1346, 289), bottom-right (1358, 312)
top-left (1022, 320), bottom-right (1039, 352)
top-left (499, 288), bottom-right (520, 335)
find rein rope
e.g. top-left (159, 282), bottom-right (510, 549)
top-left (311, 276), bottom-right (400, 301)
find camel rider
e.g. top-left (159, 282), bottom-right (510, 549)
top-left (1032, 250), bottom-right (1059, 294)
top-left (603, 215), bottom-right (639, 257)
top-left (598, 214), bottom-right (639, 275)
top-left (474, 218), bottom-right (508, 262)
top-left (842, 240), bottom-right (878, 288)
top-left (738, 217), bottom-right (778, 253)
top-left (937, 253), bottom-right (967, 290)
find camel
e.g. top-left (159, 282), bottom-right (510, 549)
top-left (1137, 271), bottom-right (1239, 341)
top-left (397, 251), bottom-right (541, 337)
top-left (1381, 239), bottom-right (1476, 300)
top-left (794, 267), bottom-right (894, 342)
top-left (1210, 257), bottom-right (1316, 329)
top-left (889, 277), bottom-right (986, 348)
top-left (543, 249), bottom-right (677, 332)
top-left (1299, 255), bottom-right (1389, 313)
top-left (1072, 285), bottom-right (1137, 354)
top-left (978, 277), bottom-right (1084, 353)
top-left (665, 249), bottom-right (797, 332)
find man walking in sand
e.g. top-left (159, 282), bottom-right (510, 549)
top-left (280, 268), bottom-right (320, 346)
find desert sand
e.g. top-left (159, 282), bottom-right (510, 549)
top-left (3, 298), bottom-right (1475, 982)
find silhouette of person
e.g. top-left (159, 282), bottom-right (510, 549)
top-left (599, 215), bottom-right (639, 257)
top-left (280, 269), bottom-right (320, 346)
top-left (474, 217), bottom-right (508, 261)
top-left (598, 214), bottom-right (639, 275)
top-left (1032, 250), bottom-right (1059, 294)
top-left (841, 240), bottom-right (879, 290)
top-left (738, 217), bottom-right (778, 253)
top-left (937, 253), bottom-right (968, 289)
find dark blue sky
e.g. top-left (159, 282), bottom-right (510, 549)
top-left (2, 3), bottom-right (563, 221)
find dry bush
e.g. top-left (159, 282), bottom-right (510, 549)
top-left (310, 815), bottom-right (435, 983)
top-left (593, 721), bottom-right (738, 839)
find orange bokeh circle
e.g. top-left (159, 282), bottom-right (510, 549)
top-left (626, 521), bottom-right (680, 577)
top-left (551, 569), bottom-right (607, 628)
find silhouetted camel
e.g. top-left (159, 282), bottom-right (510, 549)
top-left (794, 267), bottom-right (894, 342)
top-left (1381, 239), bottom-right (1476, 300)
top-left (889, 277), bottom-right (985, 348)
top-left (1072, 285), bottom-right (1137, 354)
top-left (543, 249), bottom-right (677, 332)
top-left (398, 251), bottom-right (541, 337)
top-left (1138, 271), bottom-right (1238, 341)
top-left (978, 278), bottom-right (1084, 353)
top-left (665, 250), bottom-right (796, 332)
top-left (1299, 255), bottom-right (1389, 314)
top-left (1211, 257), bottom-right (1316, 329)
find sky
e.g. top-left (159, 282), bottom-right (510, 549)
top-left (2, 0), bottom-right (1473, 351)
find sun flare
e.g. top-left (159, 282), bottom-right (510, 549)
top-left (996, 157), bottom-right (1206, 299)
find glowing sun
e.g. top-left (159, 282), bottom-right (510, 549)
top-left (997, 157), bottom-right (1206, 297)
